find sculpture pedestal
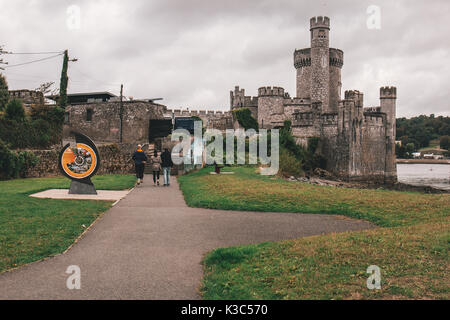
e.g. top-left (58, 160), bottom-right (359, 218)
top-left (69, 179), bottom-right (97, 195)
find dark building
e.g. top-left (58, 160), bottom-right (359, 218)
top-left (47, 92), bottom-right (117, 105)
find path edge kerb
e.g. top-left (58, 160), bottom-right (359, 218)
top-left (0, 186), bottom-right (136, 276)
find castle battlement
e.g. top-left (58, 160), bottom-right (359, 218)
top-left (364, 106), bottom-right (381, 113)
top-left (320, 112), bottom-right (338, 125)
top-left (310, 16), bottom-right (330, 30)
top-left (363, 113), bottom-right (385, 126)
top-left (258, 86), bottom-right (285, 97)
top-left (293, 48), bottom-right (311, 68)
top-left (293, 111), bottom-right (315, 127)
top-left (168, 109), bottom-right (231, 118)
top-left (284, 97), bottom-right (311, 105)
top-left (329, 48), bottom-right (344, 68)
top-left (380, 86), bottom-right (397, 99)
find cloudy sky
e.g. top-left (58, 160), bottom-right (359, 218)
top-left (1, 0), bottom-right (449, 117)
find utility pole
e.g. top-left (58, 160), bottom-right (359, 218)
top-left (119, 84), bottom-right (123, 143)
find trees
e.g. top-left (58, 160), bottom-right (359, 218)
top-left (58, 50), bottom-right (69, 108)
top-left (396, 115), bottom-right (450, 149)
top-left (5, 98), bottom-right (25, 121)
top-left (0, 73), bottom-right (9, 111)
top-left (440, 135), bottom-right (450, 150)
top-left (232, 108), bottom-right (258, 131)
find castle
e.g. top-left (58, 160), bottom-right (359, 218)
top-left (60, 16), bottom-right (396, 183)
top-left (230, 16), bottom-right (397, 183)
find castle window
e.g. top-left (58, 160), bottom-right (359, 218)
top-left (86, 109), bottom-right (93, 121)
top-left (64, 112), bottom-right (70, 124)
top-left (318, 30), bottom-right (326, 39)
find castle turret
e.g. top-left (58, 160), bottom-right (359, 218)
top-left (329, 48), bottom-right (343, 111)
top-left (380, 86), bottom-right (397, 183)
top-left (257, 86), bottom-right (285, 128)
top-left (310, 16), bottom-right (330, 112)
top-left (294, 48), bottom-right (311, 99)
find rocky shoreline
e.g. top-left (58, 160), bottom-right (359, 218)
top-left (286, 173), bottom-right (449, 194)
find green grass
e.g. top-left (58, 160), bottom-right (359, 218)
top-left (178, 166), bottom-right (450, 300)
top-left (178, 166), bottom-right (448, 227)
top-left (0, 174), bottom-right (135, 273)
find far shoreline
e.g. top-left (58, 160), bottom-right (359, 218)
top-left (397, 159), bottom-right (450, 165)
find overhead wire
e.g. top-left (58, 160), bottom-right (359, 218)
top-left (4, 53), bottom-right (64, 68)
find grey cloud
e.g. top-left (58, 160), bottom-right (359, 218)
top-left (0, 0), bottom-right (448, 117)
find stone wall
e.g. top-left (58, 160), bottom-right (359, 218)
top-left (64, 101), bottom-right (166, 144)
top-left (9, 90), bottom-right (44, 107)
top-left (23, 144), bottom-right (140, 178)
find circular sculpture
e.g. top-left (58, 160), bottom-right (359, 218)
top-left (59, 132), bottom-right (100, 194)
top-left (60, 143), bottom-right (98, 179)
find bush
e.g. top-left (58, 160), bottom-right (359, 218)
top-left (232, 108), bottom-right (258, 131)
top-left (5, 98), bottom-right (25, 122)
top-left (279, 148), bottom-right (304, 177)
top-left (0, 105), bottom-right (63, 149)
top-left (279, 121), bottom-right (325, 172)
top-left (0, 139), bottom-right (39, 179)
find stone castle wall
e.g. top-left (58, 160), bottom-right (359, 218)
top-left (64, 101), bottom-right (166, 144)
top-left (22, 144), bottom-right (137, 178)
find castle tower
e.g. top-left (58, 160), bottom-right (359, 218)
top-left (257, 86), bottom-right (285, 129)
top-left (329, 48), bottom-right (343, 112)
top-left (380, 86), bottom-right (397, 183)
top-left (310, 16), bottom-right (330, 112)
top-left (294, 48), bottom-right (311, 99)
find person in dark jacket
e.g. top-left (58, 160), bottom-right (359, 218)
top-left (132, 144), bottom-right (147, 184)
top-left (161, 148), bottom-right (173, 186)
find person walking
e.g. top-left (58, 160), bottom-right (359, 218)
top-left (150, 150), bottom-right (162, 186)
top-left (161, 148), bottom-right (173, 186)
top-left (132, 144), bottom-right (147, 185)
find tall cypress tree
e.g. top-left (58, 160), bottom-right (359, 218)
top-left (0, 73), bottom-right (9, 111)
top-left (59, 50), bottom-right (69, 109)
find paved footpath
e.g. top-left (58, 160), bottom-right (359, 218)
top-left (0, 178), bottom-right (374, 299)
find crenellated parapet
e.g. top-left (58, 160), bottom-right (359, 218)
top-left (292, 111), bottom-right (315, 127)
top-left (344, 90), bottom-right (364, 108)
top-left (329, 48), bottom-right (343, 68)
top-left (294, 48), bottom-right (311, 68)
top-left (380, 86), bottom-right (397, 99)
top-left (258, 86), bottom-right (285, 97)
top-left (284, 97), bottom-right (311, 106)
top-left (364, 106), bottom-right (381, 113)
top-left (168, 109), bottom-right (232, 119)
top-left (310, 16), bottom-right (330, 30)
top-left (320, 112), bottom-right (338, 125)
top-left (230, 86), bottom-right (258, 109)
top-left (363, 113), bottom-right (385, 127)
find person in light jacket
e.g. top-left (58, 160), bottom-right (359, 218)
top-left (150, 150), bottom-right (162, 186)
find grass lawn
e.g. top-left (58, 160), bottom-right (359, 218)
top-left (0, 174), bottom-right (135, 273)
top-left (178, 166), bottom-right (450, 299)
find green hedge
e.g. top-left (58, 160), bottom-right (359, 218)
top-left (0, 139), bottom-right (39, 179)
top-left (0, 104), bottom-right (64, 149)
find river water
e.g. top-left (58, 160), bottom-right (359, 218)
top-left (397, 164), bottom-right (450, 190)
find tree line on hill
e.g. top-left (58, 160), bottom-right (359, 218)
top-left (396, 114), bottom-right (450, 158)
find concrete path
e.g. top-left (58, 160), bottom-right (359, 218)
top-left (0, 178), bottom-right (374, 299)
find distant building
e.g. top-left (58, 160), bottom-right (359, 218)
top-left (8, 89), bottom-right (44, 109)
top-left (47, 92), bottom-right (117, 105)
